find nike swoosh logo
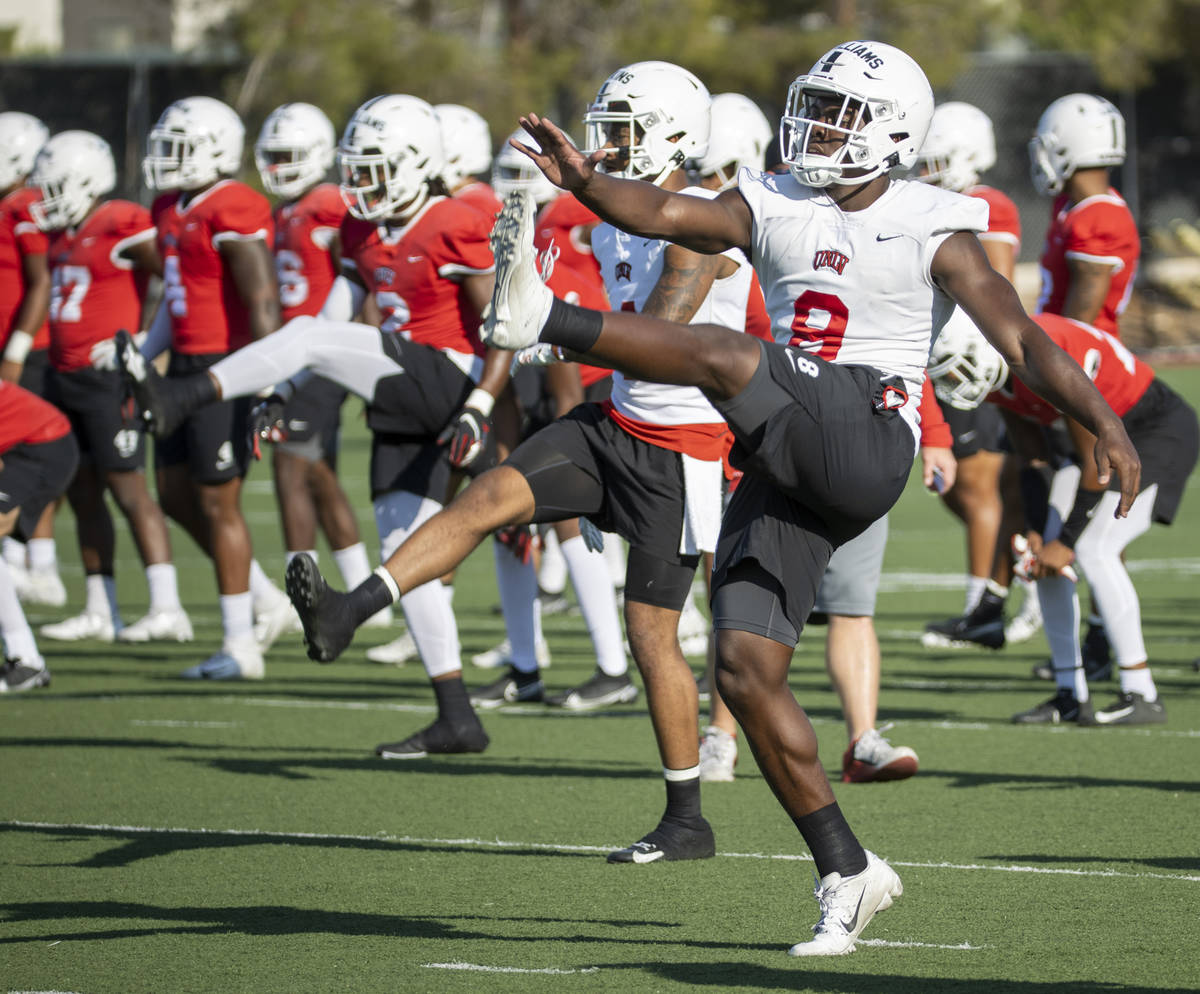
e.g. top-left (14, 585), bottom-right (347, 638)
top-left (631, 847), bottom-right (665, 864)
top-left (838, 891), bottom-right (866, 933)
top-left (876, 233), bottom-right (903, 242)
top-left (407, 255), bottom-right (424, 263)
top-left (1095, 705), bottom-right (1134, 723)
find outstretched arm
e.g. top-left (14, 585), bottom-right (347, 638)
top-left (513, 114), bottom-right (752, 255)
top-left (932, 232), bottom-right (1140, 515)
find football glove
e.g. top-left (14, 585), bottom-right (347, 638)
top-left (510, 342), bottom-right (565, 374)
top-left (495, 524), bottom-right (538, 565)
top-left (247, 394), bottom-right (288, 460)
top-left (91, 330), bottom-right (147, 371)
top-left (578, 516), bottom-right (605, 554)
top-left (1012, 533), bottom-right (1077, 583)
top-left (438, 392), bottom-right (494, 468)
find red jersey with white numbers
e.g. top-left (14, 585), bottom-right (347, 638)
top-left (47, 200), bottom-right (155, 372)
top-left (535, 192), bottom-right (604, 296)
top-left (454, 181), bottom-right (503, 222)
top-left (988, 312), bottom-right (1153, 425)
top-left (1036, 189), bottom-right (1139, 337)
top-left (967, 184), bottom-right (1020, 253)
top-left (152, 180), bottom-right (273, 355)
top-left (0, 380), bottom-right (70, 452)
top-left (0, 186), bottom-right (51, 350)
top-left (340, 196), bottom-right (493, 357)
top-left (272, 183), bottom-right (345, 321)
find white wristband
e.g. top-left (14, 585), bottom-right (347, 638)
top-left (465, 387), bottom-right (495, 417)
top-left (3, 330), bottom-right (34, 364)
top-left (372, 565), bottom-right (401, 603)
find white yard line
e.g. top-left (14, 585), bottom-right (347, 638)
top-left (4, 820), bottom-right (1198, 884)
top-left (423, 962), bottom-right (600, 974)
top-left (130, 720), bottom-right (244, 728)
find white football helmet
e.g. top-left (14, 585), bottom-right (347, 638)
top-left (915, 102), bottom-right (996, 192)
top-left (255, 102), bottom-right (336, 200)
top-left (693, 93), bottom-right (772, 191)
top-left (143, 96), bottom-right (245, 191)
top-left (337, 94), bottom-right (445, 221)
top-left (584, 61), bottom-right (711, 186)
top-left (29, 131), bottom-right (117, 231)
top-left (0, 111), bottom-right (49, 189)
top-left (435, 104), bottom-right (492, 189)
top-left (928, 317), bottom-right (1009, 411)
top-left (780, 40), bottom-right (934, 188)
top-left (1029, 93), bottom-right (1125, 196)
top-left (492, 128), bottom-right (560, 205)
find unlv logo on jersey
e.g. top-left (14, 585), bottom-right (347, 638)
top-left (374, 266), bottom-right (395, 285)
top-left (615, 261), bottom-right (632, 281)
top-left (813, 249), bottom-right (849, 275)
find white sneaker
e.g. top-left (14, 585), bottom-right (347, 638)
top-left (365, 630), bottom-right (418, 665)
top-left (841, 723), bottom-right (919, 783)
top-left (41, 611), bottom-right (118, 642)
top-left (21, 569), bottom-right (68, 607)
top-left (118, 607), bottom-right (195, 643)
top-left (181, 643), bottom-right (264, 680)
top-left (788, 850), bottom-right (903, 957)
top-left (254, 594), bottom-right (302, 650)
top-left (482, 190), bottom-right (554, 350)
top-left (471, 636), bottom-right (551, 670)
top-left (361, 604), bottom-right (394, 630)
top-left (698, 725), bottom-right (737, 783)
top-left (1004, 583), bottom-right (1043, 644)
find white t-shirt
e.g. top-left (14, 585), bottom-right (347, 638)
top-left (592, 187), bottom-right (754, 429)
top-left (737, 170), bottom-right (988, 441)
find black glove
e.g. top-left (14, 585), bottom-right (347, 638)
top-left (438, 390), bottom-right (494, 468)
top-left (247, 394), bottom-right (288, 460)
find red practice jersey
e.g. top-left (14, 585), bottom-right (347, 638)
top-left (273, 183), bottom-right (345, 322)
top-left (47, 200), bottom-right (155, 372)
top-left (968, 184), bottom-right (1021, 254)
top-left (535, 192), bottom-right (604, 296)
top-left (454, 181), bottom-right (503, 222)
top-left (1036, 189), bottom-right (1139, 337)
top-left (544, 257), bottom-right (611, 389)
top-left (340, 196), bottom-right (494, 357)
top-left (0, 380), bottom-right (70, 452)
top-left (153, 180), bottom-right (274, 355)
top-left (988, 312), bottom-right (1154, 425)
top-left (0, 186), bottom-right (51, 350)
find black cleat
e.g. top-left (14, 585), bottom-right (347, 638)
top-left (285, 553), bottom-right (355, 662)
top-left (1012, 688), bottom-right (1093, 725)
top-left (375, 718), bottom-right (490, 758)
top-left (921, 597), bottom-right (1005, 650)
top-left (607, 817), bottom-right (715, 864)
top-left (469, 665), bottom-right (544, 709)
top-left (0, 658), bottom-right (51, 693)
top-left (1086, 691), bottom-right (1166, 726)
top-left (545, 670), bottom-right (639, 711)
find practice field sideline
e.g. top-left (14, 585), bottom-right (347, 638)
top-left (2, 366), bottom-right (1197, 993)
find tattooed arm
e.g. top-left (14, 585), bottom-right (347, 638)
top-left (642, 243), bottom-right (739, 324)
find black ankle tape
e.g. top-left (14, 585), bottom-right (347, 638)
top-left (349, 574), bottom-right (394, 626)
top-left (542, 296), bottom-right (603, 353)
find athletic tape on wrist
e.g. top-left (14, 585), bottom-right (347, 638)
top-left (3, 330), bottom-right (34, 363)
top-left (465, 387), bottom-right (495, 417)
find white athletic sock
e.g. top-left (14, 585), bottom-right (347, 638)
top-left (1118, 666), bottom-right (1157, 702)
top-left (538, 528), bottom-right (567, 596)
top-left (602, 532), bottom-right (626, 589)
top-left (561, 535), bottom-right (626, 677)
top-left (27, 538), bottom-right (57, 572)
top-left (494, 538), bottom-right (539, 673)
top-left (332, 542), bottom-right (372, 588)
top-left (249, 559), bottom-right (285, 611)
top-left (963, 575), bottom-right (988, 614)
top-left (2, 537), bottom-right (26, 570)
top-left (145, 562), bottom-right (181, 612)
top-left (1038, 574), bottom-right (1088, 701)
top-left (0, 560), bottom-right (39, 664)
top-left (85, 574), bottom-right (120, 624)
top-left (219, 591), bottom-right (255, 644)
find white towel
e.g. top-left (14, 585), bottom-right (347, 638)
top-left (679, 454), bottom-right (724, 556)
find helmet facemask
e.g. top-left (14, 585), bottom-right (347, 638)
top-left (338, 144), bottom-right (428, 221)
top-left (781, 81), bottom-right (904, 188)
top-left (30, 173), bottom-right (91, 230)
top-left (585, 100), bottom-right (687, 186)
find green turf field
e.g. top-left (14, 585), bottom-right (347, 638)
top-left (3, 366), bottom-right (1198, 994)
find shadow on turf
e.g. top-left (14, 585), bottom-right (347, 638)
top-left (920, 768), bottom-right (1200, 794)
top-left (999, 853), bottom-right (1200, 873)
top-left (637, 962), bottom-right (1183, 992)
top-left (2, 822), bottom-right (609, 868)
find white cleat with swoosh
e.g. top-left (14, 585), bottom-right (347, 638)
top-left (788, 849), bottom-right (903, 956)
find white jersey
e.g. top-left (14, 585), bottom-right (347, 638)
top-left (737, 170), bottom-right (987, 440)
top-left (592, 186), bottom-right (753, 429)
